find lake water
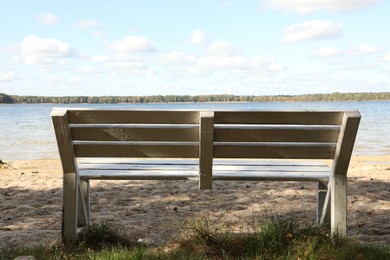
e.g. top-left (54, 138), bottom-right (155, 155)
top-left (0, 101), bottom-right (389, 160)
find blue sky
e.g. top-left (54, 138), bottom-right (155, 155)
top-left (0, 0), bottom-right (389, 96)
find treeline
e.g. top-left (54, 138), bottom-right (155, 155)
top-left (1, 92), bottom-right (390, 104)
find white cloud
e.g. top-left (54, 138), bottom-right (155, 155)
top-left (158, 51), bottom-right (196, 65)
top-left (346, 44), bottom-right (383, 56)
top-left (93, 31), bottom-right (105, 37)
top-left (311, 44), bottom-right (382, 59)
top-left (91, 55), bottom-right (110, 62)
top-left (207, 41), bottom-right (240, 56)
top-left (77, 66), bottom-right (100, 74)
top-left (68, 77), bottom-right (85, 85)
top-left (5, 56), bottom-right (21, 65)
top-left (89, 53), bottom-right (153, 76)
top-left (380, 53), bottom-right (390, 62)
top-left (21, 35), bottom-right (75, 64)
top-left (90, 54), bottom-right (141, 64)
top-left (282, 20), bottom-right (342, 43)
top-left (0, 72), bottom-right (14, 81)
top-left (250, 57), bottom-right (286, 71)
top-left (105, 61), bottom-right (146, 70)
top-left (310, 47), bottom-right (340, 58)
top-left (199, 56), bottom-right (245, 69)
top-left (263, 0), bottom-right (377, 14)
top-left (35, 12), bottom-right (59, 24)
top-left (109, 36), bottom-right (156, 53)
top-left (190, 30), bottom-right (209, 45)
top-left (77, 20), bottom-right (99, 28)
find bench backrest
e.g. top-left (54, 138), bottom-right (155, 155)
top-left (52, 109), bottom-right (360, 181)
top-left (211, 111), bottom-right (349, 159)
top-left (52, 109), bottom-right (201, 160)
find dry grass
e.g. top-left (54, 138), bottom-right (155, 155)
top-left (1, 214), bottom-right (389, 259)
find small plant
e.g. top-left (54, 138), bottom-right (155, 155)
top-left (78, 220), bottom-right (139, 250)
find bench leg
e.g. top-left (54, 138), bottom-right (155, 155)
top-left (62, 172), bottom-right (79, 245)
top-left (331, 174), bottom-right (347, 237)
top-left (78, 180), bottom-right (90, 226)
top-left (317, 181), bottom-right (328, 224)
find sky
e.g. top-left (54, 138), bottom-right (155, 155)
top-left (0, 0), bottom-right (389, 97)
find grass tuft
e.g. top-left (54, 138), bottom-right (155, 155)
top-left (78, 220), bottom-right (141, 250)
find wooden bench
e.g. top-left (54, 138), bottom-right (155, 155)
top-left (51, 109), bottom-right (360, 244)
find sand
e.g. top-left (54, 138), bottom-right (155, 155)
top-left (1, 155), bottom-right (389, 248)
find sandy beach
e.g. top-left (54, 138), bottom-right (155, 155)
top-left (1, 155), bottom-right (389, 248)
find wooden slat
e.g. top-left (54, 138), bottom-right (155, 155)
top-left (74, 143), bottom-right (199, 158)
top-left (78, 164), bottom-right (328, 172)
top-left (78, 163), bottom-right (199, 171)
top-left (77, 158), bottom-right (327, 167)
top-left (214, 143), bottom-right (335, 159)
top-left (212, 159), bottom-right (330, 166)
top-left (68, 110), bottom-right (199, 124)
top-left (214, 111), bottom-right (344, 125)
top-left (78, 158), bottom-right (199, 165)
top-left (212, 171), bottom-right (329, 182)
top-left (199, 111), bottom-right (214, 189)
top-left (79, 170), bottom-right (328, 182)
top-left (71, 127), bottom-right (199, 141)
top-left (79, 170), bottom-right (199, 180)
top-left (214, 127), bottom-right (339, 142)
top-left (211, 165), bottom-right (330, 172)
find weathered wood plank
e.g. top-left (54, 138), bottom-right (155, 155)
top-left (71, 126), bottom-right (199, 141)
top-left (199, 111), bottom-right (214, 189)
top-left (212, 171), bottom-right (329, 182)
top-left (212, 159), bottom-right (330, 166)
top-left (214, 128), bottom-right (339, 142)
top-left (212, 165), bottom-right (330, 172)
top-left (214, 143), bottom-right (336, 159)
top-left (68, 110), bottom-right (200, 124)
top-left (77, 164), bottom-right (328, 172)
top-left (79, 170), bottom-right (199, 180)
top-left (78, 164), bottom-right (199, 171)
top-left (74, 143), bottom-right (199, 158)
top-left (214, 111), bottom-right (344, 125)
top-left (78, 158), bottom-right (199, 165)
top-left (79, 169), bottom-right (329, 182)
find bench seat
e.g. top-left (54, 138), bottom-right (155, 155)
top-left (78, 158), bottom-right (330, 182)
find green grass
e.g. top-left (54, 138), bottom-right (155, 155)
top-left (1, 215), bottom-right (389, 260)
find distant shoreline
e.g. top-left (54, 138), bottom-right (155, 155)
top-left (1, 99), bottom-right (390, 107)
top-left (1, 92), bottom-right (390, 104)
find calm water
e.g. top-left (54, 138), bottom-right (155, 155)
top-left (0, 101), bottom-right (389, 160)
